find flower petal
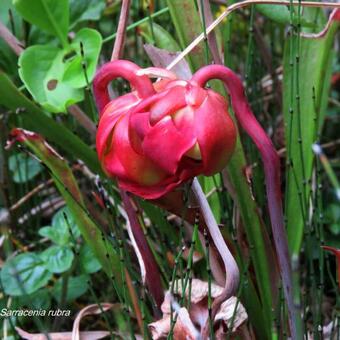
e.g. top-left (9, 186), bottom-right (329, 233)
top-left (149, 86), bottom-right (186, 125)
top-left (194, 90), bottom-right (236, 175)
top-left (142, 106), bottom-right (197, 175)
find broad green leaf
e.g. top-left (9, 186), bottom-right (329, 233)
top-left (40, 245), bottom-right (74, 273)
top-left (52, 275), bottom-right (88, 302)
top-left (256, 5), bottom-right (314, 27)
top-left (8, 152), bottom-right (42, 183)
top-left (138, 22), bottom-right (180, 52)
top-left (18, 28), bottom-right (102, 112)
top-left (39, 225), bottom-right (68, 245)
top-left (0, 253), bottom-right (52, 296)
top-left (70, 0), bottom-right (105, 28)
top-left (13, 0), bottom-right (69, 47)
top-left (79, 244), bottom-right (102, 274)
top-left (284, 15), bottom-right (339, 253)
top-left (52, 207), bottom-right (81, 240)
top-left (325, 204), bottom-right (340, 236)
top-left (17, 289), bottom-right (51, 310)
top-left (63, 28), bottom-right (102, 88)
top-left (18, 45), bottom-right (83, 113)
top-left (0, 71), bottom-right (102, 175)
top-left (166, 0), bottom-right (206, 70)
top-left (39, 208), bottom-right (82, 245)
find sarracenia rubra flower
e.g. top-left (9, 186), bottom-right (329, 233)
top-left (94, 60), bottom-right (236, 199)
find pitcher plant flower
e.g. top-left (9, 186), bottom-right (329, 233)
top-left (94, 59), bottom-right (294, 335)
top-left (94, 60), bottom-right (236, 199)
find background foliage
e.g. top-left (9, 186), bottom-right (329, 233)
top-left (0, 0), bottom-right (339, 339)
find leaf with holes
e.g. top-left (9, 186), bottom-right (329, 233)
top-left (0, 253), bottom-right (52, 296)
top-left (18, 29), bottom-right (102, 113)
top-left (18, 45), bottom-right (83, 113)
top-left (13, 0), bottom-right (69, 47)
top-left (63, 28), bottom-right (102, 88)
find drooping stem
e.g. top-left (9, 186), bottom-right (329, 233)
top-left (192, 178), bottom-right (239, 337)
top-left (93, 60), bottom-right (155, 113)
top-left (192, 65), bottom-right (299, 338)
top-left (120, 189), bottom-right (164, 309)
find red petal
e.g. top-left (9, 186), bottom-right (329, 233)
top-left (96, 92), bottom-right (140, 160)
top-left (149, 86), bottom-right (186, 125)
top-left (107, 113), bottom-right (167, 186)
top-left (194, 90), bottom-right (236, 175)
top-left (142, 106), bottom-right (197, 175)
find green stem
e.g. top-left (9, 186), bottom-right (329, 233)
top-left (103, 7), bottom-right (169, 43)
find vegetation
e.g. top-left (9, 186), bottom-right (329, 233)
top-left (0, 0), bottom-right (339, 339)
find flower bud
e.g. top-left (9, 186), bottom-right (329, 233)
top-left (94, 60), bottom-right (236, 199)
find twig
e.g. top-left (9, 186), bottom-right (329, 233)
top-left (0, 20), bottom-right (24, 56)
top-left (68, 105), bottom-right (96, 138)
top-left (111, 0), bottom-right (131, 61)
top-left (10, 179), bottom-right (54, 211)
top-left (166, 0), bottom-right (340, 71)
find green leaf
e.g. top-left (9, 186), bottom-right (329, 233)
top-left (40, 245), bottom-right (74, 273)
top-left (138, 22), bottom-right (180, 52)
top-left (39, 207), bottom-right (81, 246)
top-left (284, 16), bottom-right (339, 253)
top-left (79, 244), bottom-right (102, 274)
top-left (0, 253), bottom-right (52, 296)
top-left (63, 28), bottom-right (102, 88)
top-left (10, 129), bottom-right (125, 301)
top-left (17, 289), bottom-right (51, 310)
top-left (52, 207), bottom-right (81, 240)
top-left (0, 71), bottom-right (102, 175)
top-left (166, 0), bottom-right (206, 70)
top-left (18, 28), bottom-right (102, 112)
top-left (13, 0), bottom-right (69, 47)
top-left (8, 152), bottom-right (43, 183)
top-left (70, 0), bottom-right (105, 28)
top-left (38, 207), bottom-right (81, 245)
top-left (256, 5), bottom-right (314, 27)
top-left (52, 275), bottom-right (88, 302)
top-left (325, 204), bottom-right (340, 236)
top-left (18, 45), bottom-right (83, 113)
top-left (38, 226), bottom-right (68, 245)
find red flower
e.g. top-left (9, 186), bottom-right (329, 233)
top-left (94, 60), bottom-right (236, 199)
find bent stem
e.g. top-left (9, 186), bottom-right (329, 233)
top-left (192, 65), bottom-right (300, 338)
top-left (191, 178), bottom-right (239, 337)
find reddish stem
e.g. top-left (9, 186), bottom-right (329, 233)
top-left (93, 60), bottom-right (155, 113)
top-left (322, 246), bottom-right (340, 288)
top-left (192, 65), bottom-right (296, 337)
top-left (111, 0), bottom-right (131, 61)
top-left (120, 189), bottom-right (164, 309)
